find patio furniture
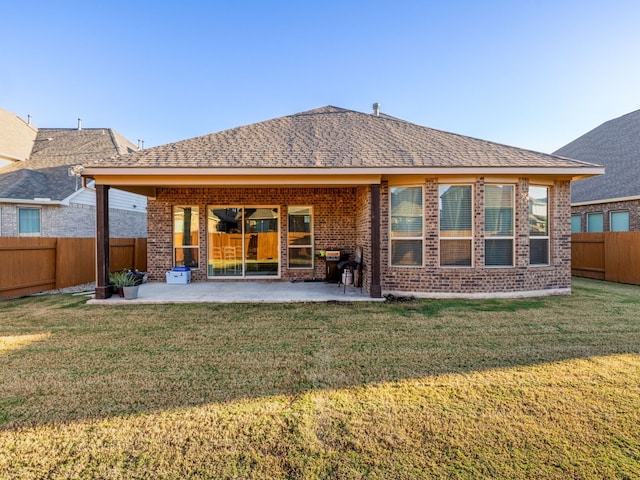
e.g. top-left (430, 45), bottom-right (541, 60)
top-left (224, 246), bottom-right (238, 274)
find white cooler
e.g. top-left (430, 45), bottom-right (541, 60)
top-left (166, 268), bottom-right (191, 284)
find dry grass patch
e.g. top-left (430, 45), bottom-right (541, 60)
top-left (1, 277), bottom-right (639, 478)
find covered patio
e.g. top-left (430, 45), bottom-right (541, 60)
top-left (87, 280), bottom-right (382, 305)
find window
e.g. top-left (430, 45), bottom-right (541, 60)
top-left (485, 185), bottom-right (514, 267)
top-left (529, 186), bottom-right (549, 265)
top-left (390, 186), bottom-right (423, 266)
top-left (207, 206), bottom-right (279, 277)
top-left (571, 215), bottom-right (582, 233)
top-left (610, 210), bottom-right (629, 232)
top-left (439, 185), bottom-right (472, 267)
top-left (173, 206), bottom-right (199, 268)
top-left (18, 207), bottom-right (41, 237)
top-left (586, 212), bottom-right (603, 232)
top-left (288, 206), bottom-right (313, 269)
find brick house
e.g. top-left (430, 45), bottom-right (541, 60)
top-left (554, 109), bottom-right (640, 233)
top-left (83, 105), bottom-right (602, 299)
top-left (0, 108), bottom-right (147, 238)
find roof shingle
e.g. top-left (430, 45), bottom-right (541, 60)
top-left (554, 109), bottom-right (640, 203)
top-left (0, 127), bottom-right (137, 201)
top-left (89, 106), bottom-right (596, 170)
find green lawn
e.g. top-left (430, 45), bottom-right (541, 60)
top-left (1, 277), bottom-right (639, 479)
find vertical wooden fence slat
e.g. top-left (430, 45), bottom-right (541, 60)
top-left (572, 232), bottom-right (640, 285)
top-left (55, 238), bottom-right (96, 289)
top-left (571, 233), bottom-right (605, 280)
top-left (110, 238), bottom-right (136, 273)
top-left (0, 238), bottom-right (57, 299)
top-left (134, 238), bottom-right (148, 272)
top-left (605, 232), bottom-right (640, 285)
top-left (0, 237), bottom-right (146, 299)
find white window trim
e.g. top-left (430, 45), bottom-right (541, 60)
top-left (287, 206), bottom-right (314, 269)
top-left (206, 205), bottom-right (281, 279)
top-left (529, 185), bottom-right (550, 266)
top-left (438, 183), bottom-right (474, 268)
top-left (484, 184), bottom-right (515, 268)
top-left (586, 212), bottom-right (604, 232)
top-left (571, 214), bottom-right (582, 233)
top-left (173, 205), bottom-right (200, 269)
top-left (18, 206), bottom-right (42, 237)
top-left (609, 210), bottom-right (630, 232)
top-left (390, 185), bottom-right (425, 268)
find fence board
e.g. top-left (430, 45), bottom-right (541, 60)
top-left (110, 238), bottom-right (136, 273)
top-left (56, 238), bottom-right (96, 289)
top-left (572, 232), bottom-right (640, 285)
top-left (571, 233), bottom-right (605, 279)
top-left (134, 238), bottom-right (147, 272)
top-left (0, 237), bottom-right (146, 299)
top-left (605, 232), bottom-right (640, 285)
top-left (0, 238), bottom-right (57, 298)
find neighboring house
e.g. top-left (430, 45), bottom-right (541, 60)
top-left (554, 109), bottom-right (640, 233)
top-left (0, 108), bottom-right (147, 238)
top-left (83, 105), bottom-right (602, 299)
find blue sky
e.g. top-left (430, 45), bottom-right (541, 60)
top-left (2, 1), bottom-right (640, 153)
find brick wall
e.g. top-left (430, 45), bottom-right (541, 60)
top-left (0, 203), bottom-right (146, 238)
top-left (148, 187), bottom-right (359, 283)
top-left (380, 178), bottom-right (572, 296)
top-left (148, 179), bottom-right (572, 297)
top-left (355, 185), bottom-right (372, 292)
top-left (571, 199), bottom-right (640, 232)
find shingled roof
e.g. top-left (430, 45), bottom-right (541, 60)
top-left (89, 106), bottom-right (597, 170)
top-left (0, 108), bottom-right (37, 162)
top-left (554, 109), bottom-right (640, 203)
top-left (0, 127), bottom-right (137, 201)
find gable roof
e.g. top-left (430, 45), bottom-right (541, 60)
top-left (88, 106), bottom-right (598, 171)
top-left (554, 109), bottom-right (640, 204)
top-left (0, 127), bottom-right (137, 201)
top-left (0, 108), bottom-right (38, 163)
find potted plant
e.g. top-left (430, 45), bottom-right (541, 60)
top-left (109, 271), bottom-right (138, 299)
top-left (122, 276), bottom-right (139, 300)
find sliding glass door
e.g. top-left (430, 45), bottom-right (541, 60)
top-left (207, 206), bottom-right (279, 278)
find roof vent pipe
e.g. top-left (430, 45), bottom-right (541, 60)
top-left (372, 103), bottom-right (380, 116)
top-left (78, 118), bottom-right (82, 130)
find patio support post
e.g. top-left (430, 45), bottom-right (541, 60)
top-left (370, 184), bottom-right (382, 298)
top-left (95, 184), bottom-right (111, 299)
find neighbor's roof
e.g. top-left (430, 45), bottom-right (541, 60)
top-left (554, 109), bottom-right (640, 203)
top-left (0, 127), bottom-right (137, 201)
top-left (87, 106), bottom-right (599, 171)
top-left (0, 108), bottom-right (37, 162)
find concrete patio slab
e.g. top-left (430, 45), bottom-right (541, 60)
top-left (87, 281), bottom-right (383, 304)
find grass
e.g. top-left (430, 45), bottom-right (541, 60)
top-left (0, 277), bottom-right (639, 479)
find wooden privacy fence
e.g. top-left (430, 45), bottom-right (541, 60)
top-left (572, 232), bottom-right (640, 285)
top-left (0, 237), bottom-right (147, 299)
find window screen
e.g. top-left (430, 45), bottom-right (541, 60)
top-left (610, 211), bottom-right (629, 232)
top-left (18, 208), bottom-right (41, 236)
top-left (485, 185), bottom-right (514, 266)
top-left (571, 215), bottom-right (582, 233)
top-left (391, 186), bottom-right (423, 266)
top-left (439, 185), bottom-right (472, 267)
top-left (587, 213), bottom-right (603, 232)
